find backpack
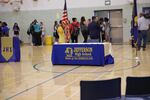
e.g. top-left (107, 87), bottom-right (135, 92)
top-left (72, 24), bottom-right (80, 36)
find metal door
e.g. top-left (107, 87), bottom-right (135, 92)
top-left (110, 10), bottom-right (123, 44)
top-left (94, 10), bottom-right (123, 44)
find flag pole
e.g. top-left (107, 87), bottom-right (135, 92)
top-left (133, 0), bottom-right (139, 62)
top-left (135, 0), bottom-right (138, 59)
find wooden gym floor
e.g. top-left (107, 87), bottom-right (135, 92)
top-left (0, 44), bottom-right (150, 100)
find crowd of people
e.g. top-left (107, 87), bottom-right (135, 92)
top-left (27, 19), bottom-right (45, 46)
top-left (1, 14), bottom-right (150, 50)
top-left (0, 20), bottom-right (45, 46)
top-left (0, 21), bottom-right (20, 38)
top-left (0, 16), bottom-right (111, 45)
top-left (53, 16), bottom-right (111, 44)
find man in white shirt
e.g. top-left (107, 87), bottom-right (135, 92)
top-left (138, 13), bottom-right (150, 51)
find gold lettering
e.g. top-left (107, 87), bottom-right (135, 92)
top-left (74, 47), bottom-right (93, 53)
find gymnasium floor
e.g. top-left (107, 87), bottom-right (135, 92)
top-left (0, 44), bottom-right (150, 100)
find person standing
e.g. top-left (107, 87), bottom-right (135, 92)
top-left (130, 20), bottom-right (135, 48)
top-left (57, 20), bottom-right (65, 43)
top-left (80, 16), bottom-right (88, 43)
top-left (0, 21), bottom-right (2, 42)
top-left (87, 19), bottom-right (92, 25)
top-left (138, 13), bottom-right (150, 51)
top-left (99, 18), bottom-right (105, 42)
top-left (1, 22), bottom-right (9, 37)
top-left (70, 18), bottom-right (80, 43)
top-left (88, 16), bottom-right (101, 42)
top-left (40, 22), bottom-right (45, 45)
top-left (13, 23), bottom-right (20, 37)
top-left (33, 20), bottom-right (42, 46)
top-left (53, 21), bottom-right (59, 42)
top-left (27, 21), bottom-right (35, 45)
top-left (104, 17), bottom-right (111, 42)
top-left (0, 21), bottom-right (2, 37)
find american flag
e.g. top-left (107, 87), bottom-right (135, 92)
top-left (62, 0), bottom-right (68, 24)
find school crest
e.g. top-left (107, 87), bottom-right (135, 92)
top-left (65, 47), bottom-right (73, 57)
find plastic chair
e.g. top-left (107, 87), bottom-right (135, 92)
top-left (126, 76), bottom-right (150, 96)
top-left (80, 78), bottom-right (121, 100)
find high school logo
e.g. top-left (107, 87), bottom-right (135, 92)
top-left (65, 47), bottom-right (73, 57)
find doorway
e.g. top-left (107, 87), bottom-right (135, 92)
top-left (94, 9), bottom-right (123, 44)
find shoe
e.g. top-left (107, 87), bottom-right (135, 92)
top-left (143, 48), bottom-right (146, 51)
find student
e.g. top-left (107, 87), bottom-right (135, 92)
top-left (2, 22), bottom-right (9, 37)
top-left (13, 23), bottom-right (20, 37)
top-left (88, 16), bottom-right (101, 42)
top-left (57, 20), bottom-right (65, 43)
top-left (87, 19), bottom-right (92, 25)
top-left (53, 21), bottom-right (59, 42)
top-left (40, 22), bottom-right (45, 45)
top-left (80, 16), bottom-right (88, 43)
top-left (33, 19), bottom-right (42, 46)
top-left (70, 18), bottom-right (80, 43)
top-left (104, 17), bottom-right (111, 42)
top-left (99, 18), bottom-right (105, 42)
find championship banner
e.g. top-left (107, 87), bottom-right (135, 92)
top-left (1, 37), bottom-right (13, 61)
top-left (0, 37), bottom-right (20, 62)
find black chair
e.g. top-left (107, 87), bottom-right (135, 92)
top-left (80, 78), bottom-right (121, 100)
top-left (126, 76), bottom-right (150, 96)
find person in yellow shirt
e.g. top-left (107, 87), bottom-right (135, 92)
top-left (57, 20), bottom-right (65, 43)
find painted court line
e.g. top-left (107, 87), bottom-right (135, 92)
top-left (43, 67), bottom-right (101, 100)
top-left (66, 57), bottom-right (140, 100)
top-left (6, 65), bottom-right (81, 100)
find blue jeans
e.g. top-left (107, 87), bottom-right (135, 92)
top-left (138, 30), bottom-right (148, 49)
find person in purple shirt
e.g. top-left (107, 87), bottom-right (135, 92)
top-left (88, 16), bottom-right (101, 42)
top-left (2, 22), bottom-right (9, 37)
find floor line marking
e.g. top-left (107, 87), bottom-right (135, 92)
top-left (6, 66), bottom-right (81, 100)
top-left (66, 46), bottom-right (140, 100)
top-left (43, 67), bottom-right (103, 100)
